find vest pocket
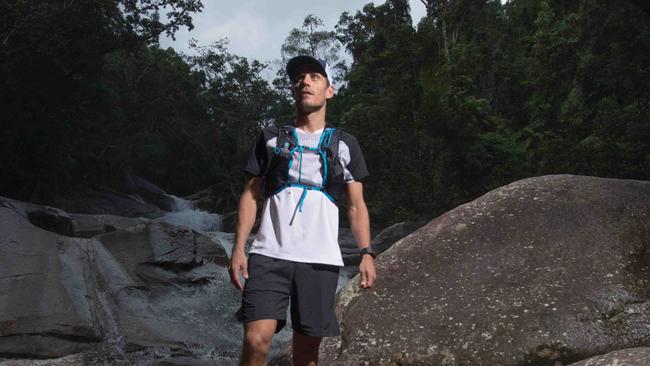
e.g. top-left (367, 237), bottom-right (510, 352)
top-left (325, 156), bottom-right (346, 202)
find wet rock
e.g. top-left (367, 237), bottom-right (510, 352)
top-left (53, 187), bottom-right (166, 219)
top-left (218, 211), bottom-right (238, 233)
top-left (0, 196), bottom-right (239, 361)
top-left (569, 347), bottom-right (650, 365)
top-left (182, 184), bottom-right (234, 214)
top-left (67, 213), bottom-right (148, 238)
top-left (123, 172), bottom-right (178, 212)
top-left (0, 352), bottom-right (90, 365)
top-left (1, 197), bottom-right (74, 236)
top-left (152, 356), bottom-right (229, 366)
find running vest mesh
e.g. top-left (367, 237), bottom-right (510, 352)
top-left (264, 125), bottom-right (346, 211)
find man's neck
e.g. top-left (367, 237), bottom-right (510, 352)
top-left (294, 107), bottom-right (326, 133)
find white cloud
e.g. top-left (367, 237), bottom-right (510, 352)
top-left (199, 12), bottom-right (267, 55)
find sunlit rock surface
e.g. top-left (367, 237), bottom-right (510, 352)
top-left (325, 175), bottom-right (650, 365)
top-left (568, 347), bottom-right (650, 366)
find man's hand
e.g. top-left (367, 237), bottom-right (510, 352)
top-left (230, 176), bottom-right (261, 291)
top-left (359, 255), bottom-right (376, 289)
top-left (229, 249), bottom-right (248, 291)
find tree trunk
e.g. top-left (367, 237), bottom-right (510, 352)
top-left (441, 19), bottom-right (451, 65)
top-left (421, 0), bottom-right (452, 65)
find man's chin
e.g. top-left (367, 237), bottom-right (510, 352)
top-left (297, 102), bottom-right (325, 114)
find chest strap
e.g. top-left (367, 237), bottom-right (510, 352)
top-left (272, 127), bottom-right (336, 225)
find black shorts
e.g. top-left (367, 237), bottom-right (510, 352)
top-left (235, 253), bottom-right (341, 337)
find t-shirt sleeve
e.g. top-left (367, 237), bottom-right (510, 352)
top-left (242, 130), bottom-right (269, 177)
top-left (341, 133), bottom-right (369, 182)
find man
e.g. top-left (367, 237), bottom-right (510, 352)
top-left (229, 55), bottom-right (377, 366)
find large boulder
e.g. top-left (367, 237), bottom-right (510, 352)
top-left (123, 172), bottom-right (178, 212)
top-left (276, 175), bottom-right (650, 365)
top-left (340, 221), bottom-right (425, 267)
top-left (371, 221), bottom-right (426, 255)
top-left (2, 196), bottom-right (151, 238)
top-left (0, 196), bottom-right (241, 363)
top-left (50, 172), bottom-right (182, 218)
top-left (53, 187), bottom-right (167, 219)
top-left (568, 347), bottom-right (650, 365)
top-left (182, 184), bottom-right (234, 214)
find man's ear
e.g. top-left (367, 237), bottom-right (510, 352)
top-left (326, 84), bottom-right (335, 100)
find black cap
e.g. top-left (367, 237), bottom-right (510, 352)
top-left (286, 55), bottom-right (334, 86)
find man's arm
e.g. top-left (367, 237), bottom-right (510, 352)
top-left (229, 175), bottom-right (263, 291)
top-left (346, 181), bottom-right (376, 289)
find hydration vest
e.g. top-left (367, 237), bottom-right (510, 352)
top-left (264, 125), bottom-right (346, 220)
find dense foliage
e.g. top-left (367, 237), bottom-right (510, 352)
top-left (331, 0), bottom-right (649, 226)
top-left (1, 0), bottom-right (648, 229)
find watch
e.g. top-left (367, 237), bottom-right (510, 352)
top-left (359, 246), bottom-right (376, 259)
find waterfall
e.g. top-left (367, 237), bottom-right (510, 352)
top-left (157, 195), bottom-right (223, 233)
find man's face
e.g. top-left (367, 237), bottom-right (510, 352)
top-left (291, 64), bottom-right (334, 113)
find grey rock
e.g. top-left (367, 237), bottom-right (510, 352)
top-left (371, 220), bottom-right (425, 255)
top-left (0, 197), bottom-right (152, 239)
top-left (123, 172), bottom-right (178, 212)
top-left (182, 184), bottom-right (233, 214)
top-left (1, 197), bottom-right (75, 236)
top-left (569, 347), bottom-right (650, 365)
top-left (0, 348), bottom-right (240, 366)
top-left (68, 213), bottom-right (149, 238)
top-left (0, 205), bottom-right (104, 358)
top-left (340, 221), bottom-right (424, 267)
top-left (0, 196), bottom-right (240, 361)
top-left (152, 355), bottom-right (234, 366)
top-left (53, 187), bottom-right (167, 219)
top-left (291, 175), bottom-right (649, 366)
top-left (0, 352), bottom-right (90, 365)
top-left (218, 211), bottom-right (238, 233)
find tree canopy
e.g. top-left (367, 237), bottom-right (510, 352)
top-left (1, 0), bottom-right (648, 229)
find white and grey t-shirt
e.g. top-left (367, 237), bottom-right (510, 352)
top-left (243, 126), bottom-right (369, 266)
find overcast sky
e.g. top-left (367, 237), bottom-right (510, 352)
top-left (159, 0), bottom-right (427, 64)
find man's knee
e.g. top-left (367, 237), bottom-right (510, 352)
top-left (245, 332), bottom-right (272, 353)
top-left (243, 320), bottom-right (276, 354)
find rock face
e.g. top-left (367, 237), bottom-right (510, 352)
top-left (370, 221), bottom-right (426, 255)
top-left (52, 173), bottom-right (183, 219)
top-left (53, 187), bottom-right (168, 219)
top-left (568, 347), bottom-right (650, 366)
top-left (314, 175), bottom-right (650, 365)
top-left (339, 222), bottom-right (423, 266)
top-left (182, 184), bottom-right (234, 214)
top-left (123, 172), bottom-right (178, 212)
top-left (0, 196), bottom-right (241, 363)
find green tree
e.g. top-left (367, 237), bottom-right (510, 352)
top-left (187, 40), bottom-right (286, 204)
top-left (0, 0), bottom-right (203, 202)
top-left (274, 14), bottom-right (345, 106)
top-left (281, 14), bottom-right (342, 64)
top-left (334, 0), bottom-right (427, 227)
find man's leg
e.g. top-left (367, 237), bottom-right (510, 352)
top-left (240, 319), bottom-right (277, 366)
top-left (237, 254), bottom-right (293, 365)
top-left (290, 261), bottom-right (341, 366)
top-left (292, 330), bottom-right (322, 366)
